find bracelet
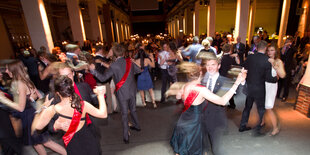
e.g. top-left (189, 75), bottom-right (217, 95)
top-left (233, 83), bottom-right (239, 86)
top-left (35, 106), bottom-right (48, 114)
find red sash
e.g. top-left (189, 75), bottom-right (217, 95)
top-left (62, 84), bottom-right (93, 147)
top-left (62, 100), bottom-right (84, 147)
top-left (74, 83), bottom-right (92, 125)
top-left (182, 85), bottom-right (204, 112)
top-left (115, 58), bottom-right (132, 92)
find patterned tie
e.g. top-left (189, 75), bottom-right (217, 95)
top-left (208, 78), bottom-right (212, 91)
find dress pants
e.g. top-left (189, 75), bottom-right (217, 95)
top-left (160, 69), bottom-right (170, 101)
top-left (0, 138), bottom-right (22, 155)
top-left (240, 95), bottom-right (265, 130)
top-left (118, 97), bottom-right (140, 140)
top-left (203, 104), bottom-right (227, 155)
top-left (277, 74), bottom-right (291, 98)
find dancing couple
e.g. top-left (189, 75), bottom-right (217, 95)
top-left (168, 53), bottom-right (247, 155)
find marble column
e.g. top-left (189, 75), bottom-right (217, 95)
top-left (88, 0), bottom-right (103, 41)
top-left (21, 0), bottom-right (54, 52)
top-left (247, 0), bottom-right (257, 45)
top-left (234, 0), bottom-right (250, 44)
top-left (207, 0), bottom-right (216, 37)
top-left (278, 0), bottom-right (291, 47)
top-left (194, 1), bottom-right (200, 36)
top-left (297, 0), bottom-right (309, 37)
top-left (102, 4), bottom-right (113, 44)
top-left (66, 0), bottom-right (86, 44)
top-left (179, 14), bottom-right (184, 37)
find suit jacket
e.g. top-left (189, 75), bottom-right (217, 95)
top-left (94, 55), bottom-right (110, 83)
top-left (243, 52), bottom-right (277, 98)
top-left (201, 74), bottom-right (232, 129)
top-left (219, 54), bottom-right (237, 77)
top-left (91, 57), bottom-right (141, 100)
top-left (280, 46), bottom-right (297, 73)
top-left (233, 42), bottom-right (246, 63)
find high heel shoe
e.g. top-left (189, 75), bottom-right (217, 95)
top-left (269, 127), bottom-right (280, 136)
top-left (142, 102), bottom-right (146, 107)
top-left (153, 102), bottom-right (157, 109)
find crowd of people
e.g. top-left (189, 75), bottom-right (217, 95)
top-left (0, 30), bottom-right (309, 155)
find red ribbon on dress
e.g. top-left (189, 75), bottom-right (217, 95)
top-left (182, 85), bottom-right (204, 112)
top-left (74, 83), bottom-right (92, 125)
top-left (115, 58), bottom-right (132, 92)
top-left (62, 100), bottom-right (84, 147)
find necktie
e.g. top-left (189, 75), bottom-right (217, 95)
top-left (208, 78), bottom-right (212, 91)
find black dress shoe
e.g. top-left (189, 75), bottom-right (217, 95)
top-left (239, 126), bottom-right (251, 132)
top-left (123, 138), bottom-right (129, 144)
top-left (253, 130), bottom-right (266, 137)
top-left (227, 105), bottom-right (236, 109)
top-left (130, 126), bottom-right (141, 132)
top-left (281, 97), bottom-right (287, 102)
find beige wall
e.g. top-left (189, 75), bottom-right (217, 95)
top-left (215, 1), bottom-right (236, 33)
top-left (215, 0), bottom-right (280, 35)
top-left (0, 15), bottom-right (14, 59)
top-left (199, 6), bottom-right (208, 35)
top-left (253, 1), bottom-right (280, 35)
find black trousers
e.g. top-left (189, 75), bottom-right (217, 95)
top-left (118, 97), bottom-right (140, 140)
top-left (160, 69), bottom-right (170, 101)
top-left (0, 138), bottom-right (22, 155)
top-left (203, 106), bottom-right (227, 155)
top-left (277, 75), bottom-right (291, 98)
top-left (240, 95), bottom-right (265, 130)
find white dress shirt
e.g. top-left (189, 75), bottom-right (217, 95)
top-left (158, 50), bottom-right (169, 69)
top-left (206, 72), bottom-right (220, 92)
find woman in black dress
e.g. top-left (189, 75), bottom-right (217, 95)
top-left (0, 60), bottom-right (66, 155)
top-left (33, 75), bottom-right (107, 155)
top-left (168, 62), bottom-right (247, 155)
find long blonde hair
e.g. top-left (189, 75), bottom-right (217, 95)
top-left (7, 60), bottom-right (35, 90)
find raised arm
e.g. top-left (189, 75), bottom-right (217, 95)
top-left (274, 59), bottom-right (286, 78)
top-left (32, 96), bottom-right (55, 132)
top-left (89, 64), bottom-right (114, 83)
top-left (200, 70), bottom-right (246, 105)
top-left (84, 86), bottom-right (107, 118)
top-left (0, 81), bottom-right (27, 112)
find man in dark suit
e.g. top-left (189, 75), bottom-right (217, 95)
top-left (220, 44), bottom-right (240, 109)
top-left (90, 43), bottom-right (141, 144)
top-left (239, 40), bottom-right (278, 135)
top-left (277, 37), bottom-right (297, 101)
top-left (200, 52), bottom-right (234, 155)
top-left (233, 36), bottom-right (246, 64)
top-left (249, 35), bottom-right (260, 55)
top-left (93, 45), bottom-right (115, 113)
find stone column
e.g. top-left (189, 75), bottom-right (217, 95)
top-left (234, 0), bottom-right (250, 44)
top-left (175, 17), bottom-right (179, 38)
top-left (66, 0), bottom-right (86, 44)
top-left (20, 0), bottom-right (54, 52)
top-left (297, 0), bottom-right (310, 37)
top-left (207, 0), bottom-right (216, 37)
top-left (102, 4), bottom-right (113, 44)
top-left (179, 14), bottom-right (184, 37)
top-left (278, 0), bottom-right (291, 47)
top-left (194, 1), bottom-right (200, 36)
top-left (88, 0), bottom-right (103, 41)
top-left (247, 0), bottom-right (257, 45)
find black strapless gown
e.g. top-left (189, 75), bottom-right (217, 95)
top-left (12, 99), bottom-right (48, 145)
top-left (170, 104), bottom-right (203, 155)
top-left (66, 123), bottom-right (101, 155)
